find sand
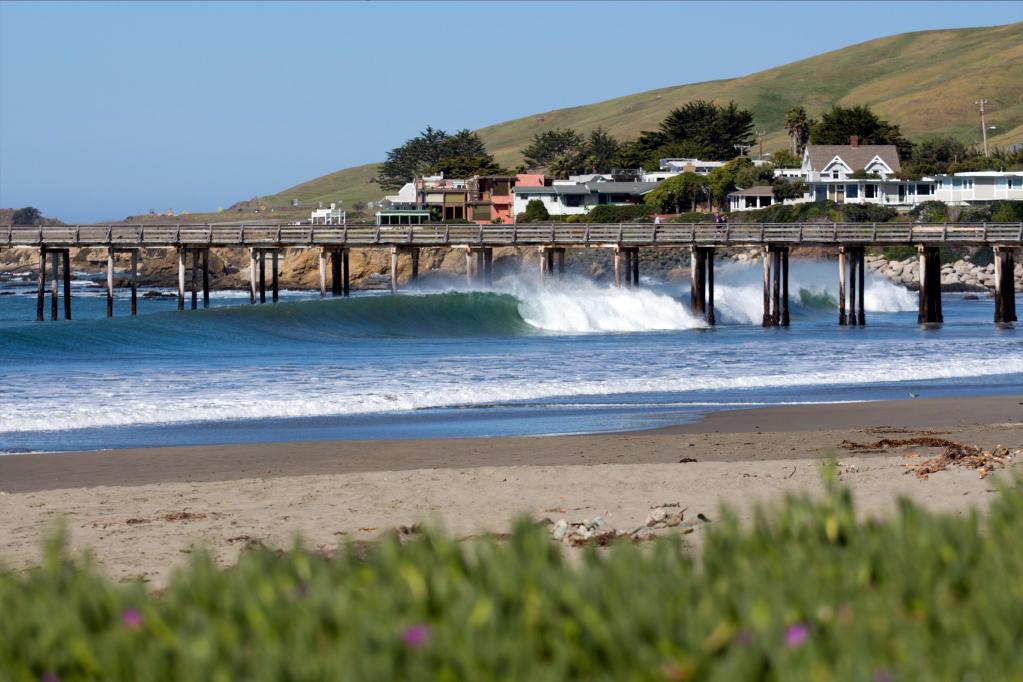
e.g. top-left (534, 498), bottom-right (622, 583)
top-left (1, 396), bottom-right (1021, 584)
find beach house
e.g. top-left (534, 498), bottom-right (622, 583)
top-left (929, 171), bottom-right (1023, 205)
top-left (512, 178), bottom-right (659, 217)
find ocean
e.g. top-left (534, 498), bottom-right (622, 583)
top-left (1, 260), bottom-right (1021, 453)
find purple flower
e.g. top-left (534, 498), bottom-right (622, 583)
top-left (39, 673), bottom-right (60, 682)
top-left (784, 623), bottom-right (809, 648)
top-left (122, 608), bottom-right (143, 631)
top-left (402, 623), bottom-right (430, 648)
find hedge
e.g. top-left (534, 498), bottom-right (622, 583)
top-left (3, 471), bottom-right (1023, 680)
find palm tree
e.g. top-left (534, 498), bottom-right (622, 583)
top-left (547, 154), bottom-right (578, 180)
top-left (784, 106), bottom-right (812, 157)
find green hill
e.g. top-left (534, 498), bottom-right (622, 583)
top-left (259, 22), bottom-right (1023, 211)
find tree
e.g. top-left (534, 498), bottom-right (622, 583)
top-left (583, 127), bottom-right (620, 173)
top-left (770, 149), bottom-right (802, 168)
top-left (809, 105), bottom-right (912, 159)
top-left (636, 100), bottom-right (755, 162)
top-left (784, 106), bottom-right (813, 156)
top-left (546, 154), bottom-right (580, 180)
top-left (644, 172), bottom-right (708, 213)
top-left (523, 199), bottom-right (550, 222)
top-left (902, 137), bottom-right (971, 178)
top-left (11, 206), bottom-right (41, 226)
top-left (377, 127), bottom-right (499, 190)
top-left (521, 128), bottom-right (585, 170)
top-left (771, 177), bottom-right (806, 201)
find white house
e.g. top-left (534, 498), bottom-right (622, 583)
top-left (310, 203), bottom-right (345, 224)
top-left (929, 171), bottom-right (1023, 205)
top-left (513, 180), bottom-right (659, 217)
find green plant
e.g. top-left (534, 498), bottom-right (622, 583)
top-left (522, 199), bottom-right (550, 222)
top-left (4, 476), bottom-right (1023, 680)
top-left (587, 204), bottom-right (654, 223)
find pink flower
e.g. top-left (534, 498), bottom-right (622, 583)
top-left (784, 623), bottom-right (809, 648)
top-left (122, 608), bottom-right (143, 631)
top-left (402, 623), bottom-right (430, 648)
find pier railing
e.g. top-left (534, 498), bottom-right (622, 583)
top-left (3, 222), bottom-right (1023, 248)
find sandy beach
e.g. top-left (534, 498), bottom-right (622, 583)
top-left (1, 396), bottom-right (1021, 584)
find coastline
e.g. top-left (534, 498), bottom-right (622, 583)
top-left (2, 395), bottom-right (1020, 493)
top-left (1, 395), bottom-right (1020, 583)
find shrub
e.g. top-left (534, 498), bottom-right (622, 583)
top-left (910, 200), bottom-right (947, 222)
top-left (522, 199), bottom-right (550, 222)
top-left (730, 200), bottom-right (842, 224)
top-left (991, 201), bottom-right (1023, 222)
top-left (4, 475), bottom-right (1023, 680)
top-left (840, 204), bottom-right (897, 223)
top-left (586, 204), bottom-right (654, 223)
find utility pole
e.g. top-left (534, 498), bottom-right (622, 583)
top-left (976, 99), bottom-right (990, 158)
top-left (733, 144), bottom-right (751, 158)
top-left (756, 129), bottom-right (765, 160)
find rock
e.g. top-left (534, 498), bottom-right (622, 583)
top-left (645, 508), bottom-right (668, 527)
top-left (551, 519), bottom-right (568, 541)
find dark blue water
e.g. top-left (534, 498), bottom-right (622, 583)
top-left (1, 262), bottom-right (1020, 452)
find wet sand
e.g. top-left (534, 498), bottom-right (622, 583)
top-left (2, 395), bottom-right (1021, 493)
top-left (1, 396), bottom-right (1020, 584)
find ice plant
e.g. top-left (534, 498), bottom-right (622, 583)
top-left (402, 624), bottom-right (430, 648)
top-left (784, 623), bottom-right (809, 648)
top-left (121, 608), bottom-right (143, 631)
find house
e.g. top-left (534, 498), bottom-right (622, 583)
top-left (466, 175), bottom-right (515, 224)
top-left (513, 179), bottom-right (658, 217)
top-left (724, 136), bottom-right (940, 212)
top-left (728, 186), bottom-right (776, 211)
top-left (929, 171), bottom-right (1023, 205)
top-left (310, 203), bottom-right (345, 224)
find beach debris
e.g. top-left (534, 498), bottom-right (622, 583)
top-left (678, 457), bottom-right (698, 463)
top-left (840, 437), bottom-right (1018, 479)
top-left (548, 508), bottom-right (710, 546)
top-left (161, 511), bottom-right (207, 522)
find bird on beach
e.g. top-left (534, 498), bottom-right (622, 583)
top-left (909, 392), bottom-right (919, 399)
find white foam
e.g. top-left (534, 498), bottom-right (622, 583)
top-left (1, 353), bottom-right (1020, 434)
top-left (507, 278), bottom-right (706, 333)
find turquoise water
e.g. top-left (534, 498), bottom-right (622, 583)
top-left (0, 261), bottom-right (1021, 452)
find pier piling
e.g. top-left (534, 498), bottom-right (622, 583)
top-left (614, 248), bottom-right (622, 288)
top-left (762, 248), bottom-right (771, 326)
top-left (994, 246), bottom-right (1017, 324)
top-left (249, 249), bottom-right (257, 304)
top-left (271, 250), bottom-right (279, 303)
top-left (390, 247), bottom-right (399, 295)
top-left (190, 249), bottom-right (198, 310)
top-left (51, 251), bottom-right (59, 321)
top-left (330, 250), bottom-right (342, 296)
top-left (772, 249), bottom-right (781, 326)
top-left (319, 250), bottom-right (327, 298)
top-left (177, 248), bottom-right (186, 311)
top-left (106, 248), bottom-right (114, 317)
top-left (342, 249), bottom-right (350, 297)
top-left (781, 248), bottom-right (790, 327)
top-left (631, 248), bottom-right (639, 287)
top-left (258, 250), bottom-right (266, 304)
top-left (36, 247), bottom-right (46, 321)
top-left (917, 246), bottom-right (943, 324)
top-left (201, 249), bottom-right (210, 309)
top-left (856, 248), bottom-right (866, 326)
top-left (838, 249), bottom-right (847, 325)
top-left (706, 248), bottom-right (715, 325)
top-left (62, 250), bottom-right (72, 320)
top-left (412, 247), bottom-right (421, 283)
top-left (129, 249), bottom-right (137, 316)
top-left (848, 247), bottom-right (858, 326)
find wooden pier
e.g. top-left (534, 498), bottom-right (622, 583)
top-left (4, 222), bottom-right (1021, 326)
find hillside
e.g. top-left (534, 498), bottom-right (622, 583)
top-left (256, 22), bottom-right (1022, 213)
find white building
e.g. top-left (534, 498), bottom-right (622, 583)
top-left (513, 181), bottom-right (658, 217)
top-left (310, 203), bottom-right (345, 224)
top-left (929, 171), bottom-right (1023, 205)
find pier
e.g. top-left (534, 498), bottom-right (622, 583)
top-left (4, 222), bottom-right (1021, 326)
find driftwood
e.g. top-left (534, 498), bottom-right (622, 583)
top-left (840, 437), bottom-right (1016, 479)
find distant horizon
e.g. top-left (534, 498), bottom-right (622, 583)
top-left (1, 2), bottom-right (1020, 222)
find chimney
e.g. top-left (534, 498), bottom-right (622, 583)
top-left (850, 135), bottom-right (860, 148)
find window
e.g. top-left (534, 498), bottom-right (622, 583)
top-left (964, 179), bottom-right (974, 190)
top-left (865, 184), bottom-right (877, 199)
top-left (917, 184), bottom-right (933, 196)
top-left (832, 169), bottom-right (840, 179)
top-left (846, 184), bottom-right (859, 198)
top-left (1010, 178), bottom-right (1019, 190)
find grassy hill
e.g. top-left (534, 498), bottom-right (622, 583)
top-left (256, 22), bottom-right (1022, 213)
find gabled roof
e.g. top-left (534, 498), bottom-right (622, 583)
top-left (728, 186), bottom-right (775, 197)
top-left (805, 145), bottom-right (901, 174)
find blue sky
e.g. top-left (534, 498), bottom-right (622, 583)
top-left (1, 1), bottom-right (1019, 222)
